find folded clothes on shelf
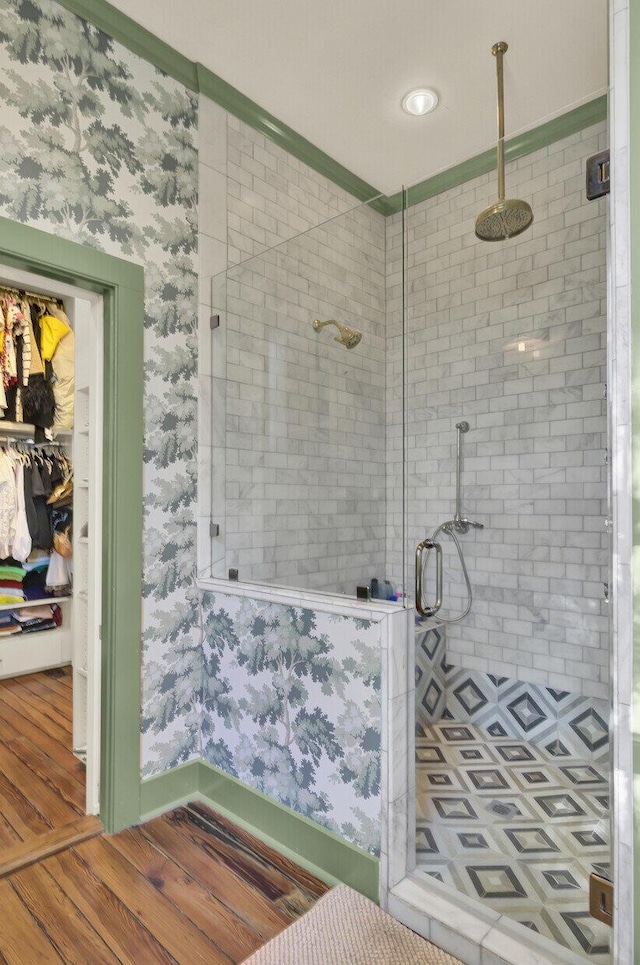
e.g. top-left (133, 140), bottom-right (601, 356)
top-left (0, 561), bottom-right (26, 605)
top-left (11, 602), bottom-right (61, 633)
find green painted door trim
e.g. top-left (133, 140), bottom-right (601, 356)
top-left (0, 216), bottom-right (144, 834)
top-left (384, 95), bottom-right (608, 215)
top-left (631, 0), bottom-right (640, 956)
top-left (140, 761), bottom-right (380, 902)
top-left (52, 0), bottom-right (604, 219)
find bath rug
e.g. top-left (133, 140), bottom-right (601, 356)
top-left (241, 883), bottom-right (463, 965)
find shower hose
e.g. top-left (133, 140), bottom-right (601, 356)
top-left (424, 521), bottom-right (473, 624)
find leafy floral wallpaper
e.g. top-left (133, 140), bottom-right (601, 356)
top-left (0, 0), bottom-right (201, 763)
top-left (199, 592), bottom-right (383, 855)
top-left (0, 0), bottom-right (384, 856)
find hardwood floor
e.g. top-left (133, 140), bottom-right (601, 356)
top-left (0, 667), bottom-right (88, 851)
top-left (0, 669), bottom-right (329, 963)
top-left (0, 804), bottom-right (328, 963)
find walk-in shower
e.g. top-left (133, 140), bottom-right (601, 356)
top-left (205, 97), bottom-right (611, 965)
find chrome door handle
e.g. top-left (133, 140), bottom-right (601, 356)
top-left (415, 538), bottom-right (442, 617)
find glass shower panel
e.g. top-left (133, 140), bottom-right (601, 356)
top-left (408, 124), bottom-right (610, 963)
top-left (207, 197), bottom-right (398, 598)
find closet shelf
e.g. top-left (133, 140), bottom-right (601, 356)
top-left (0, 595), bottom-right (71, 613)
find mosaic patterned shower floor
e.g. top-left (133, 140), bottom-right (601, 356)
top-left (415, 721), bottom-right (611, 963)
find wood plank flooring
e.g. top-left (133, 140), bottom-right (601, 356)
top-left (0, 669), bottom-right (329, 963)
top-left (0, 665), bottom-right (86, 854)
top-left (0, 804), bottom-right (329, 963)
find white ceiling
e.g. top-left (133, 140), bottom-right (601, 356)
top-left (110, 0), bottom-right (608, 196)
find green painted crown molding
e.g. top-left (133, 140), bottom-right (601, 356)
top-left (383, 96), bottom-right (608, 215)
top-left (55, 0), bottom-right (606, 218)
top-left (195, 64), bottom-right (385, 212)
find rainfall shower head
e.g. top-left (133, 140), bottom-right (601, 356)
top-left (475, 42), bottom-right (533, 242)
top-left (312, 318), bottom-right (363, 350)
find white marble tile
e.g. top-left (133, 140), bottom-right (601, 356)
top-left (199, 164), bottom-right (227, 242)
top-left (196, 513), bottom-right (212, 578)
top-left (198, 234), bottom-right (227, 305)
top-left (210, 538), bottom-right (227, 578)
top-left (195, 576), bottom-right (401, 621)
top-left (392, 874), bottom-right (499, 948)
top-left (198, 94), bottom-right (227, 175)
top-left (198, 375), bottom-right (213, 448)
top-left (198, 302), bottom-right (213, 380)
top-left (386, 607), bottom-right (410, 700)
top-left (387, 793), bottom-right (409, 889)
top-left (210, 264), bottom-right (227, 307)
top-left (387, 692), bottom-right (408, 804)
top-left (431, 921), bottom-right (482, 965)
top-left (390, 123), bottom-right (609, 693)
top-left (481, 917), bottom-right (587, 965)
top-left (480, 951), bottom-right (512, 965)
top-left (386, 891), bottom-right (432, 942)
top-left (197, 444), bottom-right (212, 513)
top-left (609, 3), bottom-right (633, 961)
top-left (209, 378), bottom-right (226, 449)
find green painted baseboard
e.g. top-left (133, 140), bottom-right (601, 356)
top-left (140, 761), bottom-right (380, 901)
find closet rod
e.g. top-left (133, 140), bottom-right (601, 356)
top-left (0, 437), bottom-right (65, 447)
top-left (0, 284), bottom-right (63, 307)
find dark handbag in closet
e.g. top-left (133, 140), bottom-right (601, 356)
top-left (21, 371), bottom-right (56, 428)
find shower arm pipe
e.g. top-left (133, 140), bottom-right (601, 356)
top-left (493, 41), bottom-right (507, 202)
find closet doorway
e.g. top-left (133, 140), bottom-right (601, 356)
top-left (0, 215), bottom-right (144, 838)
top-left (0, 264), bottom-right (103, 840)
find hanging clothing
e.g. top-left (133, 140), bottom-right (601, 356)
top-left (0, 451), bottom-right (17, 559)
top-left (45, 303), bottom-right (74, 432)
top-left (12, 460), bottom-right (32, 562)
top-left (0, 444), bottom-right (71, 566)
top-left (0, 289), bottom-right (74, 431)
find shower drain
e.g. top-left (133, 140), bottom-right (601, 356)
top-left (486, 800), bottom-right (521, 819)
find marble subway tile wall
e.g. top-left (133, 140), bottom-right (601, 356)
top-left (224, 203), bottom-right (387, 592)
top-left (389, 123), bottom-right (608, 699)
top-left (226, 116), bottom-right (365, 265)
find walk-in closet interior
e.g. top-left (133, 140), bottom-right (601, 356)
top-left (0, 265), bottom-right (102, 818)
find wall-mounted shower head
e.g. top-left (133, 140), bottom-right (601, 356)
top-left (312, 318), bottom-right (363, 350)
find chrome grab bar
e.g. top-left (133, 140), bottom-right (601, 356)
top-left (415, 537), bottom-right (443, 617)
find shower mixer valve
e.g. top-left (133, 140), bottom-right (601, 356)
top-left (451, 517), bottom-right (484, 534)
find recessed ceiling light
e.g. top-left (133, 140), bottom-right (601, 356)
top-left (401, 88), bottom-right (439, 116)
